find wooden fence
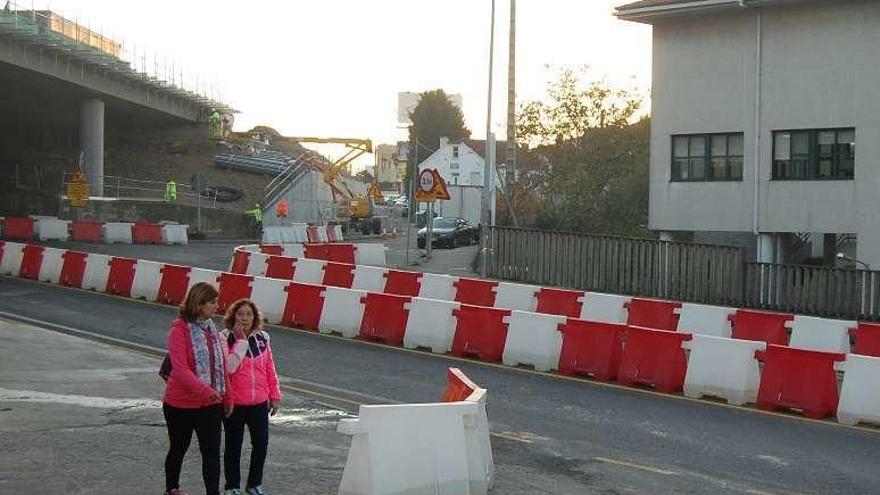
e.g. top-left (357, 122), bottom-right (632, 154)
top-left (487, 226), bottom-right (880, 320)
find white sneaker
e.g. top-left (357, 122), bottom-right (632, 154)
top-left (246, 487), bottom-right (267, 495)
top-left (224, 489), bottom-right (241, 495)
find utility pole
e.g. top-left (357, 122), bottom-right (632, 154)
top-left (506, 0), bottom-right (519, 227)
top-left (481, 0), bottom-right (497, 278)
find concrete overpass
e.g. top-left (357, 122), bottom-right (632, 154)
top-left (0, 7), bottom-right (233, 195)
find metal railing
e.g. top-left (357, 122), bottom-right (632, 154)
top-left (0, 1), bottom-right (231, 109)
top-left (60, 173), bottom-right (218, 206)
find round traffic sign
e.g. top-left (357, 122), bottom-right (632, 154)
top-left (418, 169), bottom-right (435, 194)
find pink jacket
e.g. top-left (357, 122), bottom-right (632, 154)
top-left (163, 319), bottom-right (230, 409)
top-left (224, 330), bottom-right (282, 406)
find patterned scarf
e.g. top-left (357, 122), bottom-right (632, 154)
top-left (188, 319), bottom-right (225, 395)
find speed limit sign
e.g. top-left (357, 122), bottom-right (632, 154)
top-left (418, 168), bottom-right (435, 194)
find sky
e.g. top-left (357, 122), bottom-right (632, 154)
top-left (33, 0), bottom-right (652, 168)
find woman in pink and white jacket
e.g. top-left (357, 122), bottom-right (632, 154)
top-left (221, 299), bottom-right (282, 495)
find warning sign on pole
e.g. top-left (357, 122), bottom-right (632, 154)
top-left (415, 169), bottom-right (451, 203)
top-left (67, 152), bottom-right (90, 207)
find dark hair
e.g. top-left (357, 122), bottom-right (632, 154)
top-left (224, 299), bottom-right (264, 334)
top-left (178, 282), bottom-right (219, 322)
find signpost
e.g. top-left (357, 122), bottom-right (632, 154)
top-left (415, 169), bottom-right (451, 258)
top-left (67, 152), bottom-right (90, 207)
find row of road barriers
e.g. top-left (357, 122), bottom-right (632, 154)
top-left (1, 216), bottom-right (187, 245)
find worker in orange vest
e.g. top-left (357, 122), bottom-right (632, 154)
top-left (275, 199), bottom-right (289, 219)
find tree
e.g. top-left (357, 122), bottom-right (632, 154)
top-left (506, 67), bottom-right (650, 236)
top-left (405, 90), bottom-right (471, 194)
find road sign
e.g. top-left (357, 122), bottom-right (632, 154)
top-left (67, 153), bottom-right (89, 207)
top-left (415, 169), bottom-right (451, 203)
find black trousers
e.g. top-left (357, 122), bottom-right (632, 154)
top-left (223, 402), bottom-right (270, 490)
top-left (163, 403), bottom-right (223, 495)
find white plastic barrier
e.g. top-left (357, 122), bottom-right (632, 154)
top-left (161, 224), bottom-right (189, 245)
top-left (82, 253), bottom-right (112, 291)
top-left (354, 243), bottom-right (387, 267)
top-left (282, 244), bottom-right (305, 259)
top-left (245, 252), bottom-right (269, 277)
top-left (292, 258), bottom-right (326, 285)
top-left (187, 268), bottom-right (222, 290)
top-left (38, 247), bottom-right (66, 284)
top-left (676, 303), bottom-right (737, 337)
top-left (262, 227), bottom-right (283, 244)
top-left (0, 242), bottom-right (24, 275)
top-left (580, 292), bottom-right (630, 324)
top-left (789, 315), bottom-right (855, 353)
top-left (494, 282), bottom-right (539, 312)
top-left (131, 260), bottom-right (163, 300)
top-left (250, 276), bottom-right (290, 324)
top-left (351, 265), bottom-right (388, 292)
top-left (333, 225), bottom-right (344, 241)
top-left (103, 223), bottom-right (134, 244)
top-left (418, 273), bottom-right (458, 302)
top-left (35, 218), bottom-right (70, 241)
top-left (337, 400), bottom-right (489, 495)
top-left (683, 335), bottom-right (766, 406)
top-left (837, 354), bottom-right (880, 426)
top-left (317, 227), bottom-right (330, 243)
top-left (318, 287), bottom-right (367, 338)
top-left (502, 311), bottom-right (567, 372)
top-left (403, 298), bottom-right (460, 354)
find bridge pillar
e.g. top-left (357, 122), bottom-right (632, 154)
top-left (79, 98), bottom-right (105, 196)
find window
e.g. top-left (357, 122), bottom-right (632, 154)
top-left (452, 146), bottom-right (459, 159)
top-left (671, 133), bottom-right (744, 181)
top-left (452, 173), bottom-right (459, 185)
top-left (450, 162), bottom-right (460, 169)
top-left (773, 128), bottom-right (855, 180)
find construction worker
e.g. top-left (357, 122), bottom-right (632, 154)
top-left (275, 199), bottom-right (288, 219)
top-left (165, 178), bottom-right (177, 202)
top-left (245, 203), bottom-right (263, 233)
top-left (208, 110), bottom-right (222, 139)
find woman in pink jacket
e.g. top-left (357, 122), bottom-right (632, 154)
top-left (163, 282), bottom-right (232, 495)
top-left (222, 299), bottom-right (282, 495)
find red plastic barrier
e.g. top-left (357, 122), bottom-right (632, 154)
top-left (230, 250), bottom-right (250, 274)
top-left (617, 326), bottom-right (692, 393)
top-left (384, 269), bottom-right (422, 297)
top-left (359, 293), bottom-right (411, 346)
top-left (304, 243), bottom-right (331, 261)
top-left (326, 243), bottom-right (356, 264)
top-left (755, 345), bottom-right (845, 419)
top-left (265, 255), bottom-right (296, 280)
top-left (558, 319), bottom-right (627, 381)
top-left (281, 282), bottom-right (325, 330)
top-left (132, 222), bottom-right (163, 244)
top-left (852, 322), bottom-right (880, 357)
top-left (59, 250), bottom-right (88, 288)
top-left (260, 244), bottom-right (284, 256)
top-left (626, 298), bottom-right (682, 331)
top-left (71, 221), bottom-right (103, 242)
top-left (442, 368), bottom-right (480, 402)
top-left (450, 305), bottom-right (511, 362)
top-left (217, 273), bottom-right (254, 313)
top-left (156, 264), bottom-right (192, 305)
top-left (105, 257), bottom-right (138, 297)
top-left (730, 310), bottom-right (792, 345)
top-left (535, 288), bottom-right (584, 318)
top-left (322, 261), bottom-right (355, 288)
top-left (18, 244), bottom-right (45, 280)
top-left (453, 278), bottom-right (498, 307)
top-left (3, 217), bottom-right (34, 241)
top-left (327, 225), bottom-right (339, 242)
top-left (307, 226), bottom-right (320, 243)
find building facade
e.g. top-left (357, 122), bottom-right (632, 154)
top-left (417, 137), bottom-right (497, 224)
top-left (617, 0), bottom-right (879, 267)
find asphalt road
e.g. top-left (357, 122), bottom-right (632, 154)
top-left (1, 274), bottom-right (878, 494)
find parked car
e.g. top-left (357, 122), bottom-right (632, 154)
top-left (417, 217), bottom-right (479, 249)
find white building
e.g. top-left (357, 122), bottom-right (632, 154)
top-left (616, 0), bottom-right (877, 267)
top-left (417, 137), bottom-right (498, 224)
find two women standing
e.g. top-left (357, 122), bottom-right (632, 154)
top-left (161, 282), bottom-right (281, 495)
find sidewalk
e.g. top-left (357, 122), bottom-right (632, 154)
top-left (0, 319), bottom-right (350, 494)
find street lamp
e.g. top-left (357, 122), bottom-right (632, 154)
top-left (480, 0), bottom-right (497, 278)
top-left (837, 252), bottom-right (870, 270)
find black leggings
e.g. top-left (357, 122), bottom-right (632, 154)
top-left (163, 403), bottom-right (222, 494)
top-left (223, 402), bottom-right (270, 490)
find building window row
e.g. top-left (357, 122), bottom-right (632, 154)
top-left (672, 133), bottom-right (743, 181)
top-left (671, 128), bottom-right (855, 182)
